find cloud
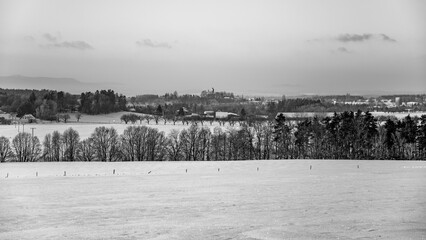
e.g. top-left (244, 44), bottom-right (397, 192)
top-left (38, 33), bottom-right (93, 50)
top-left (41, 41), bottom-right (94, 50)
top-left (336, 33), bottom-right (396, 43)
top-left (380, 34), bottom-right (396, 42)
top-left (336, 34), bottom-right (372, 42)
top-left (136, 39), bottom-right (172, 49)
top-left (43, 33), bottom-right (58, 42)
top-left (329, 47), bottom-right (351, 55)
top-left (22, 35), bottom-right (35, 43)
top-left (337, 47), bottom-right (350, 53)
top-left (306, 38), bottom-right (323, 43)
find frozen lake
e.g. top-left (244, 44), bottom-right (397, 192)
top-left (1, 160), bottom-right (425, 239)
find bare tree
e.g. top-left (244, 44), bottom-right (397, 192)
top-left (227, 128), bottom-right (240, 160)
top-left (144, 115), bottom-right (152, 125)
top-left (62, 128), bottom-right (80, 161)
top-left (42, 133), bottom-right (54, 161)
top-left (75, 112), bottom-right (82, 122)
top-left (77, 138), bottom-right (96, 161)
top-left (12, 132), bottom-right (41, 162)
top-left (166, 129), bottom-right (182, 161)
top-left (146, 128), bottom-right (166, 161)
top-left (120, 126), bottom-right (150, 161)
top-left (91, 126), bottom-right (120, 161)
top-left (121, 113), bottom-right (139, 124)
top-left (120, 114), bottom-right (130, 124)
top-left (198, 127), bottom-right (211, 160)
top-left (211, 127), bottom-right (226, 160)
top-left (52, 131), bottom-right (62, 161)
top-left (253, 122), bottom-right (273, 160)
top-left (0, 136), bottom-right (13, 162)
top-left (134, 126), bottom-right (149, 161)
top-left (121, 126), bottom-right (138, 161)
top-left (172, 116), bottom-right (178, 125)
top-left (153, 115), bottom-right (160, 125)
top-left (179, 124), bottom-right (200, 160)
top-left (58, 113), bottom-right (70, 123)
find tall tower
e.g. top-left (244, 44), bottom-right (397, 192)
top-left (395, 97), bottom-right (401, 106)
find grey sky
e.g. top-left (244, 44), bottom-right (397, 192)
top-left (0, 0), bottom-right (425, 96)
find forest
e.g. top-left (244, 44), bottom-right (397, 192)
top-left (1, 110), bottom-right (425, 162)
top-left (0, 88), bottom-right (127, 120)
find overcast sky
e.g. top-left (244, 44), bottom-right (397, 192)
top-left (0, 0), bottom-right (425, 96)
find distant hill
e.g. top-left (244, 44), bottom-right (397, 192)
top-left (0, 75), bottom-right (114, 94)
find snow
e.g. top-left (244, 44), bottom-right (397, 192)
top-left (2, 110), bottom-right (425, 141)
top-left (0, 122), bottom-right (222, 140)
top-left (1, 160), bottom-right (425, 239)
top-left (0, 111), bottom-right (228, 140)
top-left (73, 112), bottom-right (147, 124)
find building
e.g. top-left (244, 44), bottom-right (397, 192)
top-left (204, 111), bottom-right (215, 118)
top-left (22, 114), bottom-right (36, 123)
top-left (215, 111), bottom-right (238, 119)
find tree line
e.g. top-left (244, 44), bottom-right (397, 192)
top-left (80, 90), bottom-right (126, 114)
top-left (132, 98), bottom-right (325, 119)
top-left (0, 89), bottom-right (78, 120)
top-left (1, 111), bottom-right (425, 162)
top-left (0, 89), bottom-right (126, 121)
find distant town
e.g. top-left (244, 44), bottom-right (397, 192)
top-left (125, 89), bottom-right (426, 119)
top-left (1, 87), bottom-right (426, 126)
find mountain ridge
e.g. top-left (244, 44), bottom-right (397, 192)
top-left (0, 75), bottom-right (115, 94)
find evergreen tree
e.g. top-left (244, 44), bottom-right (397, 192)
top-left (418, 115), bottom-right (426, 158)
top-left (28, 91), bottom-right (37, 104)
top-left (272, 113), bottom-right (291, 159)
top-left (240, 108), bottom-right (247, 120)
top-left (294, 119), bottom-right (311, 158)
top-left (17, 101), bottom-right (34, 117)
top-left (384, 119), bottom-right (397, 158)
top-left (156, 105), bottom-right (163, 115)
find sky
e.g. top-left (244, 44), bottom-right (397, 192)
top-left (0, 0), bottom-right (425, 96)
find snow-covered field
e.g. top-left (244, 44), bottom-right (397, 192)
top-left (1, 160), bottom-right (425, 239)
top-left (2, 111), bottom-right (425, 141)
top-left (0, 122), bottom-right (222, 140)
top-left (0, 111), bottom-right (224, 140)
